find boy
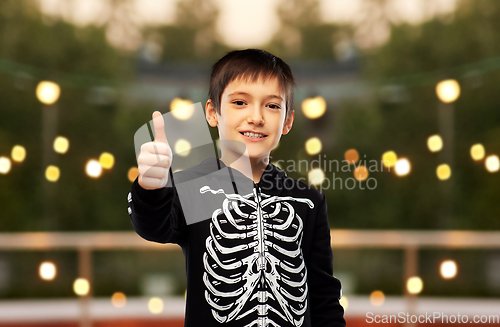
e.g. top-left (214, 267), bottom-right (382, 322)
top-left (128, 49), bottom-right (345, 327)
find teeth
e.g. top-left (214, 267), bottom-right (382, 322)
top-left (243, 132), bottom-right (264, 138)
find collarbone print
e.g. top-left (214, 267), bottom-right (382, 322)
top-left (200, 185), bottom-right (315, 327)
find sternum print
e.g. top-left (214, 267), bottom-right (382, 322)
top-left (255, 185), bottom-right (267, 270)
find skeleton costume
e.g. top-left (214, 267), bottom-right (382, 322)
top-left (128, 156), bottom-right (345, 327)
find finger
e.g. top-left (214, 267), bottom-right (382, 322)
top-left (140, 166), bottom-right (169, 179)
top-left (138, 153), bottom-right (170, 167)
top-left (152, 111), bottom-right (168, 144)
top-left (141, 142), bottom-right (170, 156)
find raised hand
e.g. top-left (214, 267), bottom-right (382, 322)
top-left (137, 111), bottom-right (173, 190)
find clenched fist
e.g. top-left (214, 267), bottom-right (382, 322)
top-left (137, 111), bottom-right (173, 190)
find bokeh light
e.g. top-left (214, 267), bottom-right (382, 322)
top-left (339, 296), bottom-right (348, 311)
top-left (344, 149), bottom-right (359, 164)
top-left (427, 135), bottom-right (443, 152)
top-left (128, 167), bottom-right (139, 182)
top-left (11, 145), bottom-right (26, 162)
top-left (53, 136), bottom-right (69, 154)
top-left (0, 156), bottom-right (12, 174)
top-left (395, 158), bottom-right (411, 176)
top-left (36, 81), bottom-right (61, 105)
top-left (370, 290), bottom-right (385, 306)
top-left (485, 155), bottom-right (499, 172)
top-left (470, 144), bottom-right (485, 161)
top-left (440, 260), bottom-right (458, 279)
top-left (354, 165), bottom-right (368, 181)
top-left (86, 160), bottom-right (102, 178)
top-left (436, 79), bottom-right (460, 103)
top-left (305, 137), bottom-right (322, 155)
top-left (39, 261), bottom-right (56, 281)
top-left (148, 297), bottom-right (164, 314)
top-left (382, 151), bottom-right (397, 168)
top-left (174, 139), bottom-right (191, 156)
top-left (99, 152), bottom-right (115, 169)
top-left (73, 278), bottom-right (90, 296)
top-left (407, 276), bottom-right (423, 294)
top-left (436, 164), bottom-right (451, 180)
top-left (45, 165), bottom-right (60, 182)
top-left (111, 292), bottom-right (127, 308)
top-left (301, 96), bottom-right (326, 119)
top-left (308, 168), bottom-right (325, 186)
top-left (170, 98), bottom-right (194, 120)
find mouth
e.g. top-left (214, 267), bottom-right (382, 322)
top-left (239, 131), bottom-right (268, 139)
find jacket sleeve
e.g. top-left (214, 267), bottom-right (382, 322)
top-left (308, 193), bottom-right (346, 327)
top-left (127, 170), bottom-right (187, 245)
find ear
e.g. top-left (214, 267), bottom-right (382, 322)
top-left (282, 111), bottom-right (294, 135)
top-left (205, 99), bottom-right (218, 127)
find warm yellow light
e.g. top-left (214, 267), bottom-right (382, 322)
top-left (39, 261), bottom-right (56, 281)
top-left (170, 98), bottom-right (194, 120)
top-left (0, 156), bottom-right (12, 174)
top-left (305, 137), bottom-right (322, 155)
top-left (99, 152), bottom-right (115, 169)
top-left (370, 290), bottom-right (385, 306)
top-left (85, 160), bottom-right (102, 178)
top-left (127, 167), bottom-right (139, 182)
top-left (344, 149), bottom-right (359, 164)
top-left (272, 161), bottom-right (282, 170)
top-left (440, 260), bottom-right (457, 279)
top-left (436, 164), bottom-right (451, 180)
top-left (36, 81), bottom-right (61, 105)
top-left (470, 144), bottom-right (485, 161)
top-left (427, 135), bottom-right (443, 152)
top-left (148, 297), bottom-right (164, 314)
top-left (485, 155), bottom-right (499, 173)
top-left (11, 145), bottom-right (26, 162)
top-left (382, 151), bottom-right (397, 169)
top-left (175, 139), bottom-right (191, 156)
top-left (354, 165), bottom-right (368, 181)
top-left (308, 168), bottom-right (325, 186)
top-left (273, 142), bottom-right (279, 151)
top-left (395, 158), bottom-right (411, 176)
top-left (339, 296), bottom-right (348, 311)
top-left (45, 165), bottom-right (60, 182)
top-left (111, 292), bottom-right (127, 308)
top-left (436, 79), bottom-right (460, 103)
top-left (53, 136), bottom-right (69, 154)
top-left (406, 276), bottom-right (423, 294)
top-left (301, 96), bottom-right (326, 119)
top-left (73, 278), bottom-right (90, 296)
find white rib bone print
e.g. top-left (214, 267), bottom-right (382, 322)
top-left (200, 185), bottom-right (315, 327)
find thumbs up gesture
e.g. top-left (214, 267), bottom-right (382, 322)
top-left (137, 111), bottom-right (173, 190)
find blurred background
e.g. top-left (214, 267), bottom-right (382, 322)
top-left (0, 0), bottom-right (499, 326)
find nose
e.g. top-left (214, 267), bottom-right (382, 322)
top-left (246, 106), bottom-right (264, 125)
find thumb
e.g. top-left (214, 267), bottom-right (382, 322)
top-left (152, 111), bottom-right (168, 144)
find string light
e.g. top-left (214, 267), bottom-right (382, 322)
top-left (470, 144), bottom-right (485, 161)
top-left (436, 79), bottom-right (460, 103)
top-left (382, 151), bottom-right (397, 168)
top-left (427, 135), bottom-right (443, 152)
top-left (11, 145), bottom-right (26, 162)
top-left (170, 98), bottom-right (194, 120)
top-left (36, 81), bottom-right (61, 105)
top-left (301, 96), bottom-right (326, 119)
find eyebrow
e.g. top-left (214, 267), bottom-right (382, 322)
top-left (228, 91), bottom-right (283, 101)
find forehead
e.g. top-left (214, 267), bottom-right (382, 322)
top-left (222, 76), bottom-right (285, 99)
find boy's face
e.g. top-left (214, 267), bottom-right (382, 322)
top-left (206, 76), bottom-right (294, 164)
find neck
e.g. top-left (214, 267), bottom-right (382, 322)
top-left (220, 152), bottom-right (269, 184)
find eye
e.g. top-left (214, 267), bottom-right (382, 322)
top-left (232, 100), bottom-right (246, 106)
top-left (267, 104), bottom-right (281, 109)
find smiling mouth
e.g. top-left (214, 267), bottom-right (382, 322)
top-left (240, 131), bottom-right (268, 139)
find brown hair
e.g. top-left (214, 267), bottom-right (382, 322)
top-left (208, 49), bottom-right (294, 120)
